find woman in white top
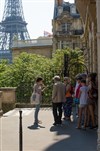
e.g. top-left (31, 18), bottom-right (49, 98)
top-left (77, 79), bottom-right (88, 129)
top-left (33, 77), bottom-right (44, 125)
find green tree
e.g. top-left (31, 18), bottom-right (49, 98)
top-left (0, 48), bottom-right (84, 103)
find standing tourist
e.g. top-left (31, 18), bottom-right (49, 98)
top-left (87, 73), bottom-right (98, 129)
top-left (52, 75), bottom-right (66, 126)
top-left (63, 77), bottom-right (73, 120)
top-left (77, 79), bottom-right (88, 129)
top-left (31, 77), bottom-right (45, 126)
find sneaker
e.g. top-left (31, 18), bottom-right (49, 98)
top-left (63, 117), bottom-right (70, 120)
top-left (63, 117), bottom-right (66, 120)
top-left (66, 117), bottom-right (70, 120)
top-left (90, 126), bottom-right (97, 129)
top-left (76, 126), bottom-right (81, 129)
top-left (82, 126), bottom-right (86, 130)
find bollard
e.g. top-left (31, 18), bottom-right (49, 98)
top-left (19, 110), bottom-right (23, 151)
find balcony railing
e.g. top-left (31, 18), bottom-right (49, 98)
top-left (54, 29), bottom-right (83, 36)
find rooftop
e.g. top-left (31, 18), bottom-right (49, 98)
top-left (54, 1), bottom-right (80, 19)
top-left (12, 37), bottom-right (52, 48)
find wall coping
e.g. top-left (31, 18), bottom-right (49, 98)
top-left (0, 87), bottom-right (17, 91)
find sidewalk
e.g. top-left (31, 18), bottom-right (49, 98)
top-left (0, 108), bottom-right (97, 151)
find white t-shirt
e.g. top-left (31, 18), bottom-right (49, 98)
top-left (33, 83), bottom-right (42, 101)
top-left (80, 86), bottom-right (88, 105)
top-left (74, 82), bottom-right (79, 96)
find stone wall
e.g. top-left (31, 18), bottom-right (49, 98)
top-left (12, 45), bottom-right (52, 59)
top-left (0, 91), bottom-right (3, 116)
top-left (0, 87), bottom-right (16, 114)
top-left (12, 37), bottom-right (53, 59)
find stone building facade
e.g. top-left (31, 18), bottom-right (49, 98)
top-left (76, 0), bottom-right (97, 73)
top-left (52, 0), bottom-right (83, 52)
top-left (75, 0), bottom-right (100, 150)
top-left (11, 37), bottom-right (53, 59)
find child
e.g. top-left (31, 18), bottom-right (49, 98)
top-left (77, 79), bottom-right (88, 129)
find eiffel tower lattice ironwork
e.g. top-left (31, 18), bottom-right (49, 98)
top-left (0, 0), bottom-right (30, 57)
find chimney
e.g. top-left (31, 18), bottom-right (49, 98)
top-left (57, 0), bottom-right (63, 6)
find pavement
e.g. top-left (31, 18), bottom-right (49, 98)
top-left (0, 107), bottom-right (97, 151)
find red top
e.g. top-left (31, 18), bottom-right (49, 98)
top-left (76, 84), bottom-right (82, 98)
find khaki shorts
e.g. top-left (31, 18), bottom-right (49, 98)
top-left (79, 104), bottom-right (87, 108)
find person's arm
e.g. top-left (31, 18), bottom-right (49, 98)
top-left (33, 84), bottom-right (36, 92)
top-left (52, 84), bottom-right (57, 100)
top-left (78, 89), bottom-right (82, 99)
top-left (88, 85), bottom-right (94, 99)
top-left (41, 84), bottom-right (46, 92)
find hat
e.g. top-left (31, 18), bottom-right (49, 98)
top-left (64, 77), bottom-right (69, 81)
top-left (53, 75), bottom-right (60, 81)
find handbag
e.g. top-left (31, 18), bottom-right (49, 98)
top-left (30, 92), bottom-right (40, 105)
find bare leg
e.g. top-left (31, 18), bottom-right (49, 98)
top-left (88, 104), bottom-right (95, 127)
top-left (77, 107), bottom-right (82, 128)
top-left (83, 106), bottom-right (87, 128)
top-left (86, 106), bottom-right (90, 127)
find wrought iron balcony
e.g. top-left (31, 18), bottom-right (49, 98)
top-left (54, 30), bottom-right (72, 36)
top-left (54, 29), bottom-right (83, 36)
top-left (72, 29), bottom-right (84, 35)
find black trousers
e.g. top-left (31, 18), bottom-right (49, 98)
top-left (52, 102), bottom-right (62, 124)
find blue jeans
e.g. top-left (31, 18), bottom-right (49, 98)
top-left (74, 98), bottom-right (79, 115)
top-left (65, 97), bottom-right (73, 117)
top-left (34, 104), bottom-right (40, 124)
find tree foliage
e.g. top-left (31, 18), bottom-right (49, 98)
top-left (0, 48), bottom-right (85, 103)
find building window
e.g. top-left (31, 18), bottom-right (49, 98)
top-left (61, 41), bottom-right (70, 49)
top-left (67, 23), bottom-right (71, 32)
top-left (62, 23), bottom-right (67, 32)
top-left (58, 6), bottom-right (63, 16)
top-left (58, 41), bottom-right (61, 49)
top-left (70, 5), bottom-right (76, 14)
top-left (62, 23), bottom-right (71, 33)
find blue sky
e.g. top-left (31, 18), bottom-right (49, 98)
top-left (0, 0), bottom-right (74, 39)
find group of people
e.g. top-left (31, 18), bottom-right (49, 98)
top-left (52, 75), bottom-right (73, 126)
top-left (31, 73), bottom-right (98, 130)
top-left (75, 73), bottom-right (98, 129)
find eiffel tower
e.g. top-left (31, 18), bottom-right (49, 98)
top-left (0, 0), bottom-right (30, 61)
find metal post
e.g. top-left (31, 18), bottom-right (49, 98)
top-left (19, 110), bottom-right (23, 151)
top-left (64, 53), bottom-right (69, 77)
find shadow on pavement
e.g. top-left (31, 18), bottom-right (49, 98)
top-left (44, 120), bottom-right (97, 151)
